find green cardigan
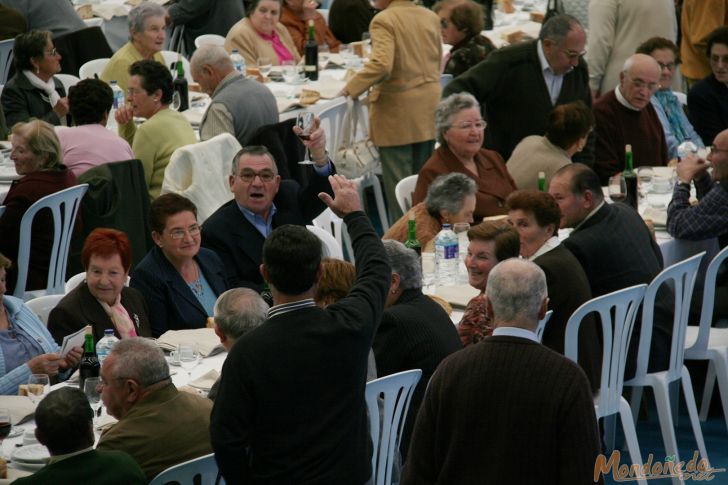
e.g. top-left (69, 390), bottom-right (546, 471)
top-left (12, 449), bottom-right (146, 485)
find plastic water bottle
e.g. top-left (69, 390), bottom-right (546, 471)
top-left (96, 329), bottom-right (119, 367)
top-left (230, 49), bottom-right (246, 74)
top-left (435, 223), bottom-right (459, 286)
top-left (107, 80), bottom-right (124, 132)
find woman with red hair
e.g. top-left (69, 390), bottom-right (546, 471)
top-left (48, 228), bottom-right (151, 344)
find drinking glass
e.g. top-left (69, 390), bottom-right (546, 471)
top-left (296, 111), bottom-right (316, 165)
top-left (607, 174), bottom-right (627, 203)
top-left (27, 374), bottom-right (49, 405)
top-left (257, 57), bottom-right (272, 79)
top-left (178, 345), bottom-right (200, 379)
top-left (281, 60), bottom-right (298, 84)
top-left (421, 252), bottom-right (436, 292)
top-left (452, 223), bottom-right (470, 284)
top-left (318, 44), bottom-right (330, 70)
top-left (0, 408), bottom-right (11, 442)
top-left (170, 91), bottom-right (181, 111)
top-left (637, 167), bottom-right (653, 198)
top-left (83, 377), bottom-right (102, 425)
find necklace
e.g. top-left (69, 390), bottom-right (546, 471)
top-left (189, 264), bottom-right (203, 297)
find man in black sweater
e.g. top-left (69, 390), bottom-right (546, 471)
top-left (210, 174), bottom-right (390, 485)
top-left (402, 258), bottom-right (602, 485)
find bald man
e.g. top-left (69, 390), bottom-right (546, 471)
top-left (190, 44), bottom-right (278, 147)
top-left (593, 53), bottom-right (669, 183)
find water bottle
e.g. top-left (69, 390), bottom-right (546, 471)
top-left (96, 329), bottom-right (119, 367)
top-left (230, 49), bottom-right (246, 74)
top-left (107, 80), bottom-right (124, 132)
top-left (434, 223), bottom-right (459, 286)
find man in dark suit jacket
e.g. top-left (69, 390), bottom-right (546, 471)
top-left (210, 175), bottom-right (391, 485)
top-left (443, 14), bottom-right (594, 164)
top-left (201, 120), bottom-right (333, 290)
top-left (549, 163), bottom-right (670, 376)
top-left (14, 387), bottom-right (146, 485)
top-left (402, 259), bottom-right (602, 485)
top-left (167, 0), bottom-right (245, 55)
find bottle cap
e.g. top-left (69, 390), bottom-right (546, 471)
top-left (85, 325), bottom-right (92, 335)
top-left (625, 144), bottom-right (632, 152)
top-left (538, 171), bottom-right (545, 179)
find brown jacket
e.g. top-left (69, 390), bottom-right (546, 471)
top-left (225, 17), bottom-right (301, 66)
top-left (280, 7), bottom-right (341, 55)
top-left (345, 0), bottom-right (441, 147)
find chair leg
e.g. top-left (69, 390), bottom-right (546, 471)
top-left (630, 386), bottom-right (644, 426)
top-left (670, 379), bottom-right (680, 426)
top-left (681, 367), bottom-right (710, 467)
top-left (710, 351), bottom-right (728, 437)
top-left (651, 382), bottom-right (683, 485)
top-left (618, 399), bottom-right (647, 485)
top-left (700, 360), bottom-right (716, 421)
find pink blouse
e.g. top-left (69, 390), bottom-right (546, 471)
top-left (258, 30), bottom-right (294, 64)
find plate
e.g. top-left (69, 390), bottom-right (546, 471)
top-left (11, 460), bottom-right (46, 471)
top-left (288, 77), bottom-right (309, 85)
top-left (11, 444), bottom-right (50, 464)
top-left (0, 165), bottom-right (20, 181)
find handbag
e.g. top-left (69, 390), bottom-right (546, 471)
top-left (542, 0), bottom-right (561, 25)
top-left (333, 98), bottom-right (380, 179)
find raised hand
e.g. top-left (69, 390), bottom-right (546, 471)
top-left (318, 174), bottom-right (361, 217)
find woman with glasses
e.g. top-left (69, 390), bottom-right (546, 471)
top-left (131, 194), bottom-right (230, 337)
top-left (101, 2), bottom-right (167, 93)
top-left (114, 60), bottom-right (196, 200)
top-left (48, 229), bottom-right (151, 344)
top-left (0, 30), bottom-right (69, 127)
top-left (413, 93), bottom-right (516, 220)
top-left (434, 0), bottom-right (495, 77)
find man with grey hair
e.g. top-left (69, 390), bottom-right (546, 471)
top-left (208, 288), bottom-right (269, 400)
top-left (443, 14), bottom-right (593, 164)
top-left (593, 53), bottom-right (668, 183)
top-left (373, 240), bottom-right (460, 454)
top-left (190, 44), bottom-right (278, 146)
top-left (96, 338), bottom-right (213, 481)
top-left (403, 258), bottom-right (602, 484)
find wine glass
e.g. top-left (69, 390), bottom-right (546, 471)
top-left (27, 374), bottom-right (49, 405)
top-left (318, 44), bottom-right (330, 70)
top-left (281, 60), bottom-right (298, 84)
top-left (296, 111), bottom-right (316, 165)
top-left (0, 408), bottom-right (11, 443)
top-left (257, 57), bottom-right (272, 79)
top-left (170, 91), bottom-right (181, 111)
top-left (608, 174), bottom-right (627, 204)
top-left (83, 377), bottom-right (102, 426)
top-left (178, 345), bottom-right (200, 379)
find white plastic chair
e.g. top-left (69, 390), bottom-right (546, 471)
top-left (566, 285), bottom-right (648, 485)
top-left (148, 453), bottom-right (223, 485)
top-left (55, 73), bottom-right (80, 94)
top-left (440, 73), bottom-right (453, 89)
top-left (0, 205), bottom-right (5, 218)
top-left (25, 294), bottom-right (65, 326)
top-left (0, 38), bottom-right (14, 85)
top-left (318, 98), bottom-right (348, 155)
top-left (306, 225), bottom-right (344, 259)
top-left (312, 208), bottom-right (353, 262)
top-left (161, 133), bottom-right (241, 224)
top-left (160, 50), bottom-right (193, 83)
top-left (78, 58), bottom-right (110, 80)
top-left (534, 310), bottom-right (552, 342)
top-left (64, 272), bottom-right (86, 293)
top-left (624, 253), bottom-right (709, 476)
top-left (194, 34), bottom-right (226, 49)
top-left (365, 369), bottom-right (422, 485)
top-left (684, 245), bottom-right (728, 432)
top-left (82, 17), bottom-right (105, 33)
top-left (394, 174), bottom-right (418, 214)
top-left (12, 184), bottom-right (89, 300)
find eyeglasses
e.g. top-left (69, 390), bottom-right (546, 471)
top-left (561, 48), bottom-right (586, 60)
top-left (710, 54), bottom-right (728, 65)
top-left (627, 76), bottom-right (659, 92)
top-left (450, 120), bottom-right (486, 131)
top-left (126, 88), bottom-right (147, 97)
top-left (710, 145), bottom-right (728, 154)
top-left (237, 168), bottom-right (276, 183)
top-left (98, 376), bottom-right (127, 387)
top-left (168, 224), bottom-right (201, 240)
top-left (656, 61), bottom-right (676, 71)
top-left (46, 47), bottom-right (57, 57)
top-left (439, 18), bottom-right (449, 29)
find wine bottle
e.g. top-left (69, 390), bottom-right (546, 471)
top-left (173, 58), bottom-right (189, 112)
top-left (304, 20), bottom-right (318, 81)
top-left (404, 213), bottom-right (422, 256)
top-left (623, 143), bottom-right (638, 210)
top-left (79, 326), bottom-right (100, 390)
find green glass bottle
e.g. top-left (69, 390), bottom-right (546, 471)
top-left (79, 327), bottom-right (100, 390)
top-left (623, 143), bottom-right (638, 210)
top-left (537, 171), bottom-right (546, 192)
top-left (404, 214), bottom-right (422, 256)
top-left (304, 20), bottom-right (318, 81)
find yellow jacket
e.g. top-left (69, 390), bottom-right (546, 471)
top-left (100, 42), bottom-right (166, 94)
top-left (680, 0), bottom-right (728, 80)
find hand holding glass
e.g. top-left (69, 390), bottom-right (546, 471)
top-left (296, 111), bottom-right (316, 165)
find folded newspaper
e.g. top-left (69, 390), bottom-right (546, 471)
top-left (155, 328), bottom-right (224, 357)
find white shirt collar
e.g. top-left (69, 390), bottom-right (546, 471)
top-left (48, 446), bottom-right (94, 464)
top-left (615, 85), bottom-right (641, 111)
top-left (537, 40), bottom-right (550, 72)
top-left (492, 326), bottom-right (540, 343)
top-left (527, 236), bottom-right (561, 261)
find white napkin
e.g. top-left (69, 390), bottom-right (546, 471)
top-left (188, 369), bottom-right (219, 390)
top-left (642, 207), bottom-right (668, 227)
top-left (3, 396), bottom-right (36, 425)
top-left (155, 328), bottom-right (223, 357)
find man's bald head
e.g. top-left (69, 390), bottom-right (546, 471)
top-left (190, 45), bottom-right (235, 95)
top-left (619, 53), bottom-right (661, 110)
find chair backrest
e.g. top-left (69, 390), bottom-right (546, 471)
top-left (306, 225), bottom-right (344, 259)
top-left (160, 50), bottom-right (193, 83)
top-left (395, 174), bottom-right (418, 214)
top-left (13, 184), bottom-right (89, 299)
top-left (83, 17), bottom-right (104, 29)
top-left (535, 309), bottom-right (553, 342)
top-left (54, 26), bottom-right (113, 76)
top-left (565, 284), bottom-right (647, 419)
top-left (25, 294), bottom-right (66, 326)
top-left (440, 73), bottom-right (453, 89)
top-left (312, 208), bottom-right (353, 261)
top-left (78, 58), bottom-right (110, 79)
top-left (317, 98), bottom-right (348, 154)
top-left (366, 369), bottom-right (422, 485)
top-left (0, 38), bottom-right (14, 85)
top-left (633, 252), bottom-right (705, 384)
top-left (686, 245), bottom-right (728, 354)
top-left (148, 453), bottom-right (221, 485)
top-left (0, 205), bottom-right (5, 218)
top-left (248, 118), bottom-right (306, 184)
top-left (194, 34), bottom-right (226, 49)
top-left (55, 73), bottom-right (80, 94)
top-left (65, 272), bottom-right (86, 293)
top-left (162, 133), bottom-right (240, 223)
